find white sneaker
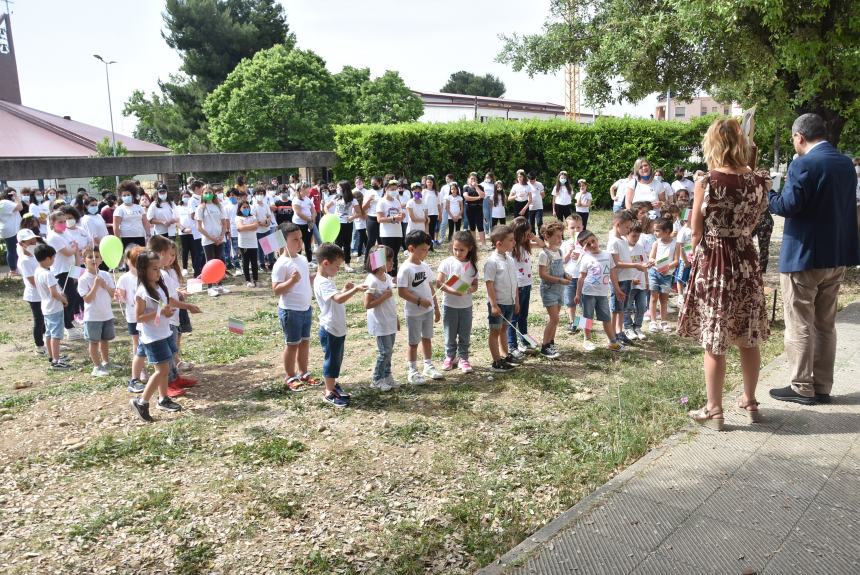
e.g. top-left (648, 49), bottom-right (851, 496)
top-left (344, 265), bottom-right (354, 273)
top-left (422, 364), bottom-right (444, 380)
top-left (218, 286), bottom-right (230, 294)
top-left (662, 321), bottom-right (673, 333)
top-left (407, 369), bottom-right (425, 385)
top-left (624, 328), bottom-right (638, 341)
top-left (91, 365), bottom-right (110, 377)
top-left (648, 321), bottom-right (660, 333)
top-left (386, 375), bottom-right (400, 388)
top-left (34, 345), bottom-right (47, 356)
top-left (370, 378), bottom-right (393, 392)
top-left (583, 341), bottom-right (597, 352)
top-left (208, 287), bottom-right (220, 297)
top-left (246, 281), bottom-right (255, 287)
top-left (65, 327), bottom-right (84, 340)
top-left (633, 328), bottom-right (647, 341)
top-left (308, 262), bottom-right (318, 270)
top-left (675, 295), bottom-right (684, 308)
top-left (177, 361), bottom-right (194, 372)
top-left (181, 269), bottom-right (189, 277)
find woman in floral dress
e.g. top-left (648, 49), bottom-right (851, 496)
top-left (678, 118), bottom-right (771, 431)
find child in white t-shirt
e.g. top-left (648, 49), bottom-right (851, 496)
top-left (436, 230), bottom-right (479, 373)
top-left (77, 246), bottom-right (116, 377)
top-left (575, 179), bottom-right (593, 229)
top-left (562, 214), bottom-right (584, 333)
top-left (406, 184), bottom-right (428, 234)
top-left (115, 246), bottom-right (148, 392)
top-left (624, 223), bottom-right (650, 341)
top-left (17, 231), bottom-right (44, 354)
top-left (33, 243), bottom-right (69, 368)
top-left (574, 231), bottom-right (625, 352)
top-left (235, 200), bottom-right (260, 286)
top-left (313, 243), bottom-right (366, 408)
top-left (675, 217), bottom-right (693, 307)
top-left (397, 230), bottom-right (441, 385)
top-left (647, 217), bottom-right (681, 333)
top-left (364, 245), bottom-right (398, 391)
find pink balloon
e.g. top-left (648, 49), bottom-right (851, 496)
top-left (200, 259), bottom-right (226, 284)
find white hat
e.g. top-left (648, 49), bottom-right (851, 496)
top-left (17, 229), bottom-right (37, 242)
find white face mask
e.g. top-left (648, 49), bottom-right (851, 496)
top-left (654, 175), bottom-right (663, 183)
top-left (158, 193), bottom-right (168, 200)
top-left (67, 220), bottom-right (78, 229)
top-left (559, 178), bottom-right (567, 184)
top-left (22, 244), bottom-right (33, 256)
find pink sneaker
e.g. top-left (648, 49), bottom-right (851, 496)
top-left (459, 358), bottom-right (473, 373)
top-left (442, 356), bottom-right (456, 371)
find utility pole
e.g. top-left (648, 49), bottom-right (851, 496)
top-left (93, 54), bottom-right (119, 186)
top-left (563, 2), bottom-right (580, 123)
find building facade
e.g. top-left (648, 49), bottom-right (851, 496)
top-left (413, 90), bottom-right (598, 124)
top-left (655, 94), bottom-right (743, 121)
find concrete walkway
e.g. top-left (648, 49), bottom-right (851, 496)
top-left (480, 302), bottom-right (860, 575)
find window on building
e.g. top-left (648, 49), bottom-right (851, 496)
top-left (701, 106), bottom-right (708, 116)
top-left (712, 106), bottom-right (718, 113)
top-left (723, 107), bottom-right (730, 115)
top-left (674, 106), bottom-right (686, 118)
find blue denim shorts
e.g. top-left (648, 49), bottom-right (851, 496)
top-left (126, 322), bottom-right (147, 357)
top-left (44, 311), bottom-right (64, 340)
top-left (675, 262), bottom-right (691, 285)
top-left (648, 269), bottom-right (675, 294)
top-left (609, 280), bottom-right (633, 313)
top-left (581, 294), bottom-right (611, 322)
top-left (278, 306), bottom-right (312, 345)
top-left (488, 302), bottom-right (514, 329)
top-left (84, 319), bottom-right (116, 342)
top-left (563, 278), bottom-right (579, 307)
top-left (142, 335), bottom-right (178, 365)
top-left (540, 281), bottom-right (564, 307)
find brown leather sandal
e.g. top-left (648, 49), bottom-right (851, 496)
top-left (737, 398), bottom-right (762, 423)
top-left (688, 407), bottom-right (725, 431)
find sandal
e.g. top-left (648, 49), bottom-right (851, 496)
top-left (688, 406), bottom-right (725, 431)
top-left (300, 372), bottom-right (322, 387)
top-left (285, 376), bottom-right (307, 393)
top-left (737, 398), bottom-right (762, 423)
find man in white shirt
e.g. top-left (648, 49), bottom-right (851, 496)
top-left (671, 166), bottom-right (695, 199)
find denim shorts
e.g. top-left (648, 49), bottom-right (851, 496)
top-left (406, 312), bottom-right (434, 346)
top-left (675, 262), bottom-right (691, 285)
top-left (581, 294), bottom-right (611, 322)
top-left (44, 311), bottom-right (64, 340)
top-left (142, 335), bottom-right (177, 365)
top-left (278, 306), bottom-right (312, 345)
top-left (84, 319), bottom-right (116, 342)
top-left (609, 280), bottom-right (633, 313)
top-left (540, 282), bottom-right (564, 307)
top-left (127, 322), bottom-right (146, 357)
top-left (488, 302), bottom-right (514, 329)
top-left (563, 278), bottom-right (579, 307)
top-left (648, 269), bottom-right (675, 294)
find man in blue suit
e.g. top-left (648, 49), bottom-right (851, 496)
top-left (768, 113), bottom-right (859, 405)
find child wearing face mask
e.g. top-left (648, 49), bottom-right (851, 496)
top-left (81, 198), bottom-right (108, 246)
top-left (176, 192), bottom-right (200, 277)
top-left (235, 200), bottom-right (260, 287)
top-left (147, 187), bottom-right (177, 239)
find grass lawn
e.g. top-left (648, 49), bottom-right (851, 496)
top-left (0, 210), bottom-right (857, 574)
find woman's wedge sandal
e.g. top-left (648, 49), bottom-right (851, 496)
top-left (737, 398), bottom-right (762, 423)
top-left (688, 407), bottom-right (725, 431)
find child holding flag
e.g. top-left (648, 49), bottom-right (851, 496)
top-left (77, 246), bottom-right (116, 377)
top-left (607, 210), bottom-right (649, 346)
top-left (436, 230), bottom-right (479, 373)
top-left (574, 230), bottom-right (625, 352)
top-left (537, 221), bottom-right (570, 359)
top-left (364, 245), bottom-right (398, 391)
top-left (648, 217), bottom-right (681, 333)
top-left (313, 243), bottom-right (367, 407)
top-left (485, 224), bottom-right (520, 372)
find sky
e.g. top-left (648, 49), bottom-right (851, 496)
top-left (10, 0), bottom-right (657, 139)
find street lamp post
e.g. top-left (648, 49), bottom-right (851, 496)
top-left (93, 54), bottom-right (118, 186)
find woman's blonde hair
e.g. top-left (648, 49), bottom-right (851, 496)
top-left (702, 118), bottom-right (749, 169)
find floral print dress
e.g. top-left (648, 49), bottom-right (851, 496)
top-left (678, 170), bottom-right (771, 355)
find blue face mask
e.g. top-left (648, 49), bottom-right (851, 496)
top-left (122, 195), bottom-right (133, 205)
top-left (240, 208), bottom-right (251, 216)
top-left (229, 197), bottom-right (238, 205)
top-left (87, 206), bottom-right (99, 215)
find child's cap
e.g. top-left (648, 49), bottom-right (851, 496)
top-left (17, 229), bottom-right (37, 242)
top-left (578, 179), bottom-right (587, 184)
top-left (410, 182), bottom-right (421, 190)
top-left (387, 180), bottom-right (399, 187)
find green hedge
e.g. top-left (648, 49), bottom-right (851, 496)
top-left (333, 116), bottom-right (714, 207)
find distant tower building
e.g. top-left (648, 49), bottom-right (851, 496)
top-left (0, 11), bottom-right (22, 104)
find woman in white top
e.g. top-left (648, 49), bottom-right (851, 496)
top-left (325, 180), bottom-right (358, 272)
top-left (376, 180), bottom-right (405, 276)
top-left (194, 187), bottom-right (228, 290)
top-left (147, 188), bottom-right (177, 238)
top-left (0, 189), bottom-right (23, 274)
top-left (551, 171), bottom-right (574, 221)
top-left (625, 157), bottom-right (664, 210)
top-left (406, 183), bottom-right (428, 235)
top-left (575, 179), bottom-right (593, 230)
top-left (508, 170), bottom-right (532, 218)
top-left (113, 182), bottom-right (150, 249)
top-left (291, 183), bottom-right (316, 263)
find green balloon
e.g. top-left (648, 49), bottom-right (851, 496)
top-left (319, 214), bottom-right (341, 243)
top-left (99, 235), bottom-right (124, 270)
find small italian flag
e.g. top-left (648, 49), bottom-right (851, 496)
top-left (683, 244), bottom-right (694, 261)
top-left (444, 274), bottom-right (471, 295)
top-left (227, 318), bottom-right (245, 335)
top-left (656, 255), bottom-right (671, 274)
top-left (575, 316), bottom-right (594, 331)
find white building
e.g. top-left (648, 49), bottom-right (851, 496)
top-left (413, 90), bottom-right (598, 124)
top-left (655, 93), bottom-right (743, 121)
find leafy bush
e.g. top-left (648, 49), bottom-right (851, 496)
top-left (334, 116), bottom-right (713, 207)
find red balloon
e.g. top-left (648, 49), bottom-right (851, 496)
top-left (199, 259), bottom-right (226, 284)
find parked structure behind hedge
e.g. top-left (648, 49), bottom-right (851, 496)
top-left (334, 116), bottom-right (715, 207)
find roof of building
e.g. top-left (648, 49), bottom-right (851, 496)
top-left (0, 100), bottom-right (170, 159)
top-left (413, 90), bottom-right (566, 114)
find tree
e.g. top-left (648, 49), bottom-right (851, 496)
top-left (204, 46), bottom-right (343, 151)
top-left (89, 138), bottom-right (130, 193)
top-left (441, 71), bottom-right (506, 98)
top-left (498, 0), bottom-right (860, 147)
top-left (123, 0), bottom-right (295, 151)
top-left (354, 71), bottom-right (424, 124)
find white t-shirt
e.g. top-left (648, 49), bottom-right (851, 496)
top-left (629, 243), bottom-right (648, 289)
top-left (612, 178), bottom-right (632, 206)
top-left (19, 254), bottom-right (40, 303)
top-left (423, 190), bottom-right (439, 216)
top-left (575, 191), bottom-right (592, 213)
top-left (134, 284), bottom-right (172, 344)
top-left (0, 199), bottom-right (21, 239)
top-left (512, 250), bottom-right (533, 288)
top-left (236, 215), bottom-right (258, 249)
top-left (271, 254), bottom-right (312, 311)
top-left (579, 251), bottom-right (615, 297)
top-left (510, 183), bottom-right (530, 203)
top-left (176, 203), bottom-right (200, 239)
top-left (398, 191), bottom-right (412, 223)
top-left (377, 196), bottom-right (403, 238)
top-left (251, 201), bottom-right (271, 233)
top-left (35, 266), bottom-right (63, 315)
top-left (114, 203), bottom-right (147, 238)
top-left (638, 233), bottom-right (656, 258)
top-left (552, 185), bottom-right (573, 206)
top-left (46, 230), bottom-right (76, 275)
top-left (291, 197), bottom-right (314, 226)
top-left (314, 275), bottom-right (346, 338)
top-left (66, 224), bottom-right (90, 252)
top-left (672, 179), bottom-right (695, 197)
top-left (446, 195), bottom-right (463, 218)
top-left (396, 260), bottom-right (433, 317)
top-left (195, 203), bottom-right (226, 246)
top-left (629, 180), bottom-right (659, 205)
top-left (561, 238), bottom-right (582, 277)
top-left (607, 236), bottom-right (636, 282)
top-left (406, 199), bottom-right (427, 234)
top-left (29, 202), bottom-right (49, 235)
top-left (115, 272), bottom-right (138, 324)
top-left (363, 189), bottom-right (380, 217)
top-left (653, 239), bottom-right (678, 271)
top-left (437, 256), bottom-right (477, 309)
top-left (365, 273), bottom-right (397, 337)
top-left (81, 214), bottom-right (108, 242)
top-left (335, 197), bottom-right (357, 224)
top-left (147, 202), bottom-right (176, 236)
top-left (528, 182), bottom-right (544, 211)
top-left (492, 195), bottom-right (506, 219)
top-left (484, 250), bottom-right (517, 305)
top-left (223, 201), bottom-right (238, 236)
top-left (161, 269), bottom-right (181, 326)
top-left (77, 269), bottom-right (115, 322)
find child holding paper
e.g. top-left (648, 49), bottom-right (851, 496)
top-left (364, 245), bottom-right (398, 391)
top-left (562, 214), bottom-right (583, 333)
top-left (574, 230), bottom-right (624, 352)
top-left (607, 210), bottom-right (649, 346)
top-left (648, 217), bottom-right (680, 333)
top-left (116, 246), bottom-right (148, 392)
top-left (624, 223), bottom-right (650, 340)
top-left (33, 243), bottom-right (70, 369)
top-left (537, 221), bottom-right (570, 359)
top-left (77, 246), bottom-right (116, 377)
top-left (485, 224), bottom-right (519, 372)
top-left (436, 230), bottom-right (479, 373)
